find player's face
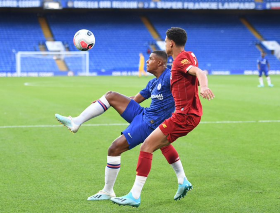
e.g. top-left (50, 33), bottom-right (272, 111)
top-left (146, 53), bottom-right (159, 73)
top-left (165, 36), bottom-right (172, 56)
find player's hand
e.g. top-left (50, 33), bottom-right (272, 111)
top-left (200, 87), bottom-right (215, 100)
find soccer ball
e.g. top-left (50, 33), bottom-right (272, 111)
top-left (73, 29), bottom-right (95, 51)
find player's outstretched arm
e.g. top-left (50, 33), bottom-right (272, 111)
top-left (189, 66), bottom-right (215, 101)
top-left (133, 93), bottom-right (146, 104)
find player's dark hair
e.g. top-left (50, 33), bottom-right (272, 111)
top-left (166, 27), bottom-right (187, 47)
top-left (153, 50), bottom-right (168, 62)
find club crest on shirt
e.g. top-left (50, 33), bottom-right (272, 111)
top-left (181, 59), bottom-right (191, 65)
top-left (157, 83), bottom-right (161, 90)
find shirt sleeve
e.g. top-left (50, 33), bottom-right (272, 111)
top-left (139, 80), bottom-right (152, 99)
top-left (172, 52), bottom-right (198, 74)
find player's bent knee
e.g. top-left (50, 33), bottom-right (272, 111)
top-left (108, 143), bottom-right (118, 156)
top-left (105, 91), bottom-right (114, 100)
top-left (140, 141), bottom-right (154, 153)
top-left (108, 140), bottom-right (129, 156)
top-left (105, 91), bottom-right (121, 103)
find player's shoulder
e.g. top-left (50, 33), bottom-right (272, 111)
top-left (181, 50), bottom-right (195, 57)
top-left (154, 69), bottom-right (170, 86)
top-left (184, 51), bottom-right (195, 55)
top-left (163, 68), bottom-right (171, 75)
top-left (156, 68), bottom-right (170, 81)
top-left (175, 51), bottom-right (195, 62)
top-left (173, 51), bottom-right (196, 67)
top-left (148, 77), bottom-right (157, 85)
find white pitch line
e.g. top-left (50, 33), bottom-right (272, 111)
top-left (0, 123), bottom-right (128, 129)
top-left (201, 121), bottom-right (256, 124)
top-left (258, 120), bottom-right (280, 123)
top-left (202, 120), bottom-right (280, 124)
top-left (0, 120), bottom-right (279, 129)
top-left (24, 82), bottom-right (92, 87)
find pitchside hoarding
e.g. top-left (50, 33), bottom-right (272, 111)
top-left (1, 70), bottom-right (280, 77)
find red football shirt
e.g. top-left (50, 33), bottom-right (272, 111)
top-left (171, 51), bottom-right (203, 116)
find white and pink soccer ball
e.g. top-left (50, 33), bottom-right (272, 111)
top-left (73, 29), bottom-right (95, 51)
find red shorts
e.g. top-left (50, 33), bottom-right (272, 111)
top-left (159, 113), bottom-right (201, 143)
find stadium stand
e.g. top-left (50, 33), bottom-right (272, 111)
top-left (149, 12), bottom-right (261, 71)
top-left (0, 8), bottom-right (279, 75)
top-left (46, 11), bottom-right (154, 73)
top-left (246, 14), bottom-right (280, 41)
top-left (245, 14), bottom-right (280, 70)
top-left (0, 12), bottom-right (59, 73)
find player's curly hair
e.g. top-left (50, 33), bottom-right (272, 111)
top-left (166, 27), bottom-right (187, 47)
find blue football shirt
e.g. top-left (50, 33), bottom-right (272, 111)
top-left (167, 56), bottom-right (174, 69)
top-left (140, 68), bottom-right (175, 129)
top-left (257, 57), bottom-right (269, 71)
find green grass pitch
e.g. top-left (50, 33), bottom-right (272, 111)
top-left (0, 75), bottom-right (279, 213)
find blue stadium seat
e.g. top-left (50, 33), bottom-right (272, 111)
top-left (46, 11), bottom-right (154, 72)
top-left (0, 10), bottom-right (279, 74)
top-left (148, 12), bottom-right (269, 72)
top-left (0, 12), bottom-right (59, 73)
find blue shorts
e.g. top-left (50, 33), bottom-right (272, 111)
top-left (259, 69), bottom-right (269, 77)
top-left (121, 100), bottom-right (154, 149)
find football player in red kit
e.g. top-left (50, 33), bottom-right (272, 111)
top-left (112, 27), bottom-right (215, 207)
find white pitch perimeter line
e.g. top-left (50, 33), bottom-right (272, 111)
top-left (0, 120), bottom-right (279, 129)
top-left (0, 123), bottom-right (128, 129)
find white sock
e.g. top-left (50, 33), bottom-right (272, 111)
top-left (131, 176), bottom-right (147, 199)
top-left (171, 160), bottom-right (187, 184)
top-left (102, 156), bottom-right (121, 194)
top-left (266, 76), bottom-right (272, 85)
top-left (259, 77), bottom-right (264, 86)
top-left (73, 95), bottom-right (110, 125)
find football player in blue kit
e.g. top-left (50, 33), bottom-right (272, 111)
top-left (257, 52), bottom-right (273, 87)
top-left (55, 51), bottom-right (189, 201)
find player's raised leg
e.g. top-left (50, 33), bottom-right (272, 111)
top-left (55, 91), bottom-right (131, 133)
top-left (55, 114), bottom-right (81, 133)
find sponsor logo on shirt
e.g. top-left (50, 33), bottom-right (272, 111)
top-left (181, 59), bottom-right (191, 65)
top-left (260, 59), bottom-right (267, 64)
top-left (151, 94), bottom-right (163, 100)
top-left (162, 123), bottom-right (167, 128)
top-left (128, 133), bottom-right (132, 138)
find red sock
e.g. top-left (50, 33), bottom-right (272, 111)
top-left (136, 151), bottom-right (153, 177)
top-left (160, 145), bottom-right (180, 164)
